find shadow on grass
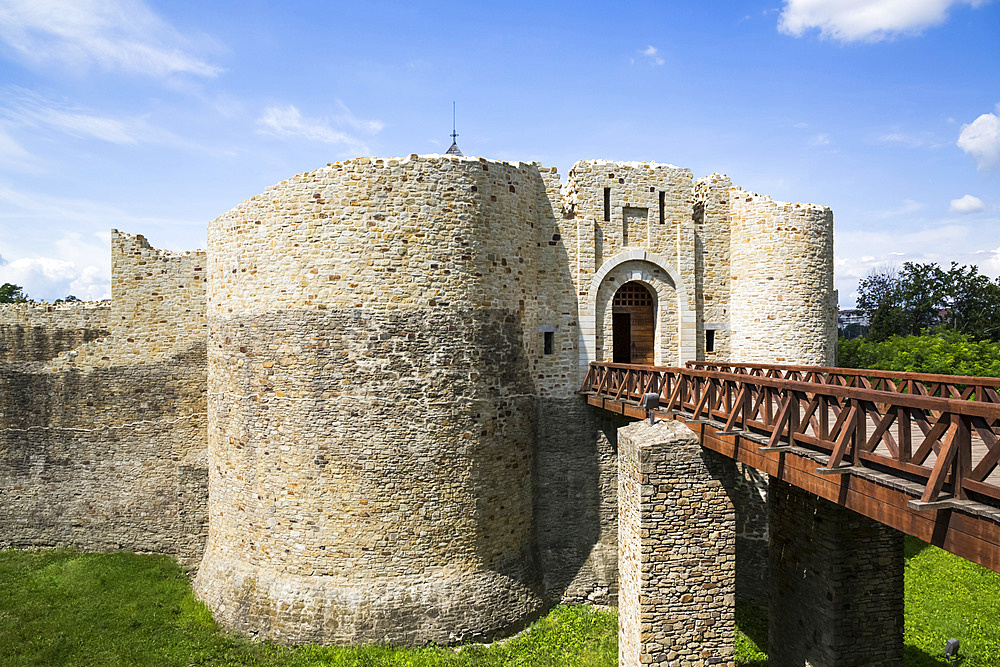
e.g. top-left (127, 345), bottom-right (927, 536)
top-left (905, 535), bottom-right (931, 559)
top-left (905, 644), bottom-right (964, 666)
top-left (735, 599), bottom-right (768, 666)
top-left (736, 600), bottom-right (767, 649)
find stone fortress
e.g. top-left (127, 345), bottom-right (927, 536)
top-left (0, 153), bottom-right (836, 647)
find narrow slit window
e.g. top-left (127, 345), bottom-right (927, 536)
top-left (603, 187), bottom-right (611, 222)
top-left (658, 191), bottom-right (665, 224)
top-left (706, 329), bottom-right (715, 353)
top-left (543, 331), bottom-right (554, 355)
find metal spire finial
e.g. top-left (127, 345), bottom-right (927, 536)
top-left (446, 101), bottom-right (463, 156)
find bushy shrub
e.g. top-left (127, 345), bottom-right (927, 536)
top-left (838, 329), bottom-right (1000, 378)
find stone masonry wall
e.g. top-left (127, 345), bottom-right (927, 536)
top-left (563, 160), bottom-right (694, 282)
top-left (768, 479), bottom-right (903, 666)
top-left (535, 398), bottom-right (625, 604)
top-left (196, 155), bottom-right (549, 645)
top-left (0, 354), bottom-right (207, 563)
top-left (566, 161), bottom-right (698, 371)
top-left (595, 260), bottom-right (679, 365)
top-left (618, 419), bottom-right (736, 667)
top-left (729, 189), bottom-right (835, 366)
top-left (0, 152), bottom-right (840, 648)
top-left (0, 302), bottom-right (110, 362)
top-left (528, 165), bottom-right (581, 399)
top-left (44, 231), bottom-right (207, 370)
top-left (0, 232), bottom-right (208, 564)
top-left (694, 174), bottom-right (732, 360)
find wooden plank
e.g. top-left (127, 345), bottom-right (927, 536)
top-left (766, 395), bottom-right (792, 448)
top-left (921, 420), bottom-right (959, 503)
top-left (687, 360), bottom-right (1000, 390)
top-left (971, 416), bottom-right (1000, 481)
top-left (898, 406), bottom-right (911, 463)
top-left (963, 478), bottom-right (1000, 502)
top-left (911, 415), bottom-right (950, 466)
top-left (689, 421), bottom-right (1000, 573)
top-left (586, 365), bottom-right (1000, 573)
top-left (865, 405), bottom-right (898, 455)
top-left (825, 405), bottom-right (857, 470)
top-left (721, 385), bottom-right (747, 432)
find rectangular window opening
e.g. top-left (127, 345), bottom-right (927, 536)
top-left (603, 187), bottom-right (611, 222)
top-left (658, 191), bottom-right (665, 224)
top-left (543, 331), bottom-right (554, 355)
top-left (706, 329), bottom-right (715, 354)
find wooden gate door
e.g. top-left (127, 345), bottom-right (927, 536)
top-left (612, 282), bottom-right (655, 364)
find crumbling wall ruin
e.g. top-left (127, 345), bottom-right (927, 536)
top-left (0, 232), bottom-right (208, 564)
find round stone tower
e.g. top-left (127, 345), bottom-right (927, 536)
top-left (728, 189), bottom-right (835, 366)
top-left (194, 155), bottom-right (545, 645)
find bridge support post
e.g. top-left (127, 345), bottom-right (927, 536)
top-left (768, 479), bottom-right (904, 666)
top-left (618, 420), bottom-right (736, 667)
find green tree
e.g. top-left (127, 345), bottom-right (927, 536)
top-left (937, 263), bottom-right (1000, 340)
top-left (0, 283), bottom-right (29, 303)
top-left (856, 262), bottom-right (1000, 342)
top-left (857, 265), bottom-right (906, 341)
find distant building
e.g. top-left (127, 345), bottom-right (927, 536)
top-left (838, 309), bottom-right (868, 328)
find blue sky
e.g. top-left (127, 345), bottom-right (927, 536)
top-left (0, 0), bottom-right (997, 306)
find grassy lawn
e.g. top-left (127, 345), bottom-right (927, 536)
top-left (904, 536), bottom-right (1000, 666)
top-left (0, 548), bottom-right (616, 666)
top-left (2, 539), bottom-right (998, 665)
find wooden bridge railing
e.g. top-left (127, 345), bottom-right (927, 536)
top-left (686, 360), bottom-right (1000, 405)
top-left (581, 362), bottom-right (1000, 509)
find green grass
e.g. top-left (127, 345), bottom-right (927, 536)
top-left (3, 541), bottom-right (1000, 665)
top-left (734, 600), bottom-right (768, 666)
top-left (0, 548), bottom-right (616, 666)
top-left (904, 536), bottom-right (1000, 666)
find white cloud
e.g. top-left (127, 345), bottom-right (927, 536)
top-left (640, 45), bottom-right (664, 66)
top-left (878, 132), bottom-right (916, 145)
top-left (0, 185), bottom-right (202, 230)
top-left (834, 216), bottom-right (1000, 306)
top-left (872, 129), bottom-right (944, 148)
top-left (872, 198), bottom-right (923, 219)
top-left (958, 105), bottom-right (1000, 171)
top-left (809, 132), bottom-right (831, 147)
top-left (986, 246), bottom-right (1000, 274)
top-left (0, 88), bottom-right (205, 152)
top-left (0, 256), bottom-right (109, 301)
top-left (0, 185), bottom-right (205, 301)
top-left (949, 194), bottom-right (985, 213)
top-left (0, 126), bottom-right (39, 171)
top-left (256, 103), bottom-right (383, 155)
top-left (778, 0), bottom-right (989, 42)
top-left (3, 96), bottom-right (140, 144)
top-left (0, 0), bottom-right (220, 78)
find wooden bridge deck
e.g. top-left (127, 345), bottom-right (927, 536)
top-left (581, 361), bottom-right (1000, 573)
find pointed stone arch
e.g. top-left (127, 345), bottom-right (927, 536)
top-left (578, 250), bottom-right (696, 377)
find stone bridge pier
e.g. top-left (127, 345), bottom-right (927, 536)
top-left (618, 420), bottom-right (737, 666)
top-left (618, 421), bottom-right (904, 667)
top-left (768, 479), bottom-right (904, 666)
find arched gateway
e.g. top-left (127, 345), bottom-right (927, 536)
top-left (580, 250), bottom-right (697, 372)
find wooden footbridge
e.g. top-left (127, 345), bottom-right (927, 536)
top-left (581, 361), bottom-right (1000, 573)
